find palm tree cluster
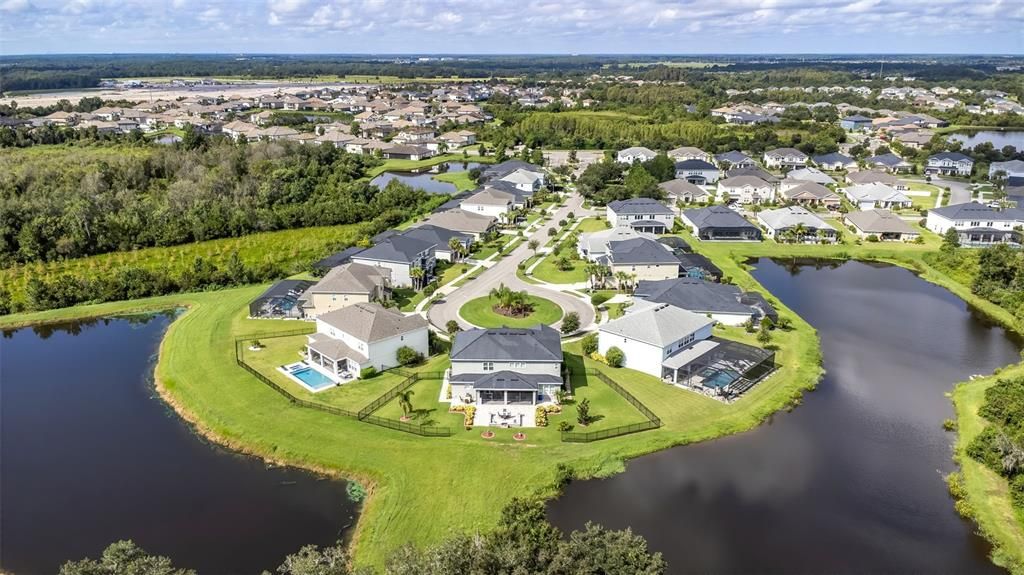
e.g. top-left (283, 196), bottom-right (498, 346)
top-left (488, 282), bottom-right (534, 317)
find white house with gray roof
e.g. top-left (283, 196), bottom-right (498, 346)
top-left (635, 278), bottom-right (777, 326)
top-left (445, 325), bottom-right (564, 416)
top-left (616, 146), bottom-right (657, 164)
top-left (598, 303), bottom-right (714, 379)
top-left (989, 160), bottom-right (1024, 180)
top-left (925, 201), bottom-right (1024, 246)
top-left (763, 148), bottom-right (808, 169)
top-left (350, 235), bottom-right (436, 288)
top-left (606, 198), bottom-right (674, 233)
top-left (606, 237), bottom-right (681, 281)
top-left (577, 227), bottom-right (655, 261)
top-left (420, 209), bottom-right (497, 239)
top-left (842, 183), bottom-right (913, 210)
top-left (461, 187), bottom-right (517, 219)
top-left (717, 175), bottom-right (775, 204)
top-left (305, 303), bottom-right (428, 381)
top-left (757, 206), bottom-right (838, 243)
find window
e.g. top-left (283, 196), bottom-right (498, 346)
top-left (508, 361), bottom-right (524, 369)
top-left (483, 362), bottom-right (494, 371)
top-left (970, 221), bottom-right (980, 227)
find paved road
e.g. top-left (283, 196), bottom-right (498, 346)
top-left (933, 175), bottom-right (973, 206)
top-left (428, 194), bottom-right (597, 332)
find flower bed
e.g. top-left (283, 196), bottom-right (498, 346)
top-left (513, 432), bottom-right (526, 441)
top-left (481, 431), bottom-right (495, 439)
top-left (534, 404), bottom-right (562, 427)
top-left (449, 404), bottom-right (476, 428)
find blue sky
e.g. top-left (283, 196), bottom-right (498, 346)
top-left (1, 0), bottom-right (1022, 55)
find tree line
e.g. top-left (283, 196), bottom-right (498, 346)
top-left (0, 139), bottom-right (444, 265)
top-left (58, 497), bottom-right (666, 575)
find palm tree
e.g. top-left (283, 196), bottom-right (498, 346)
top-left (615, 271), bottom-right (629, 292)
top-left (792, 223), bottom-right (808, 243)
top-left (397, 389), bottom-right (415, 421)
top-left (410, 267), bottom-right (425, 290)
top-left (448, 237), bottom-right (463, 262)
top-left (489, 282), bottom-right (530, 315)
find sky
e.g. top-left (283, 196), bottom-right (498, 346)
top-left (1, 0), bottom-right (1022, 56)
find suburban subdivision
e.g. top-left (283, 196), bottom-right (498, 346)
top-left (2, 47), bottom-right (1024, 575)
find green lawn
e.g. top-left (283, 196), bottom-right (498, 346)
top-left (575, 217), bottom-right (609, 233)
top-left (431, 170), bottom-right (477, 192)
top-left (366, 154), bottom-right (494, 177)
top-left (532, 253), bottom-right (589, 284)
top-left (459, 295), bottom-right (563, 328)
top-left (952, 365), bottom-right (1024, 574)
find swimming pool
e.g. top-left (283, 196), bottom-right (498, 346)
top-left (699, 368), bottom-right (740, 389)
top-left (285, 365), bottom-right (336, 392)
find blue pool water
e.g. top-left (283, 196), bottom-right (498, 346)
top-left (291, 367), bottom-right (335, 391)
top-left (700, 368), bottom-right (739, 389)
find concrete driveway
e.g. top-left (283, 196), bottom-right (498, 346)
top-left (932, 175), bottom-right (973, 206)
top-left (428, 194), bottom-right (597, 333)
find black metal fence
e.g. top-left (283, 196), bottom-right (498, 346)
top-left (561, 368), bottom-right (662, 443)
top-left (234, 332), bottom-right (451, 437)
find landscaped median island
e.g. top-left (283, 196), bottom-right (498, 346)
top-left (458, 292), bottom-right (563, 328)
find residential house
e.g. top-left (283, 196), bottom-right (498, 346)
top-left (597, 303), bottom-right (714, 379)
top-left (605, 237), bottom-right (681, 282)
top-left (606, 198), bottom-right (674, 234)
top-left (845, 170), bottom-right (909, 191)
top-left (577, 227), bottom-right (655, 261)
top-left (399, 225), bottom-right (473, 261)
top-left (842, 183), bottom-right (913, 210)
top-left (726, 166), bottom-right (780, 184)
top-left (784, 167), bottom-right (836, 186)
top-left (446, 325), bottom-right (564, 412)
top-left (763, 148), bottom-right (809, 169)
top-left (757, 206), bottom-right (838, 243)
top-left (658, 179), bottom-right (713, 204)
top-left (634, 278), bottom-right (777, 326)
top-left (616, 146), bottom-right (657, 164)
top-left (865, 153), bottom-right (914, 174)
top-left (990, 160), bottom-right (1024, 180)
top-left (716, 175), bottom-right (774, 204)
top-left (350, 235), bottom-right (436, 288)
top-left (298, 263), bottom-right (391, 318)
top-left (461, 187), bottom-right (517, 219)
top-left (840, 115), bottom-right (873, 131)
top-left (779, 181), bottom-right (842, 209)
top-left (844, 209), bottom-right (920, 241)
top-left (305, 303), bottom-right (428, 381)
top-left (439, 130), bottom-right (477, 148)
top-left (674, 159), bottom-right (721, 185)
top-left (926, 152), bottom-right (974, 177)
top-left (669, 147), bottom-right (713, 163)
top-left (925, 202), bottom-right (1024, 246)
top-left (420, 209), bottom-right (497, 240)
top-left (715, 151), bottom-right (756, 170)
top-left (680, 205), bottom-right (762, 241)
top-left (812, 152), bottom-right (857, 171)
top-left (480, 160), bottom-right (546, 188)
top-left (248, 279), bottom-right (316, 319)
top-left (498, 168), bottom-right (544, 193)
top-left (383, 145), bottom-right (432, 161)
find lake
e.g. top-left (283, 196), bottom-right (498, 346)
top-left (548, 259), bottom-right (1020, 574)
top-left (949, 130), bottom-right (1024, 151)
top-left (370, 161), bottom-right (481, 194)
top-left (0, 314), bottom-right (358, 575)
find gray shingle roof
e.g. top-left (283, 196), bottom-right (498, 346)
top-left (607, 198), bottom-right (673, 215)
top-left (450, 324), bottom-right (563, 362)
top-left (757, 206), bottom-right (834, 232)
top-left (674, 159), bottom-right (718, 171)
top-left (450, 370), bottom-right (562, 390)
top-left (421, 209), bottom-right (497, 234)
top-left (930, 201), bottom-right (1024, 221)
top-left (400, 225), bottom-right (471, 251)
top-left (307, 333), bottom-right (368, 363)
top-left (635, 278), bottom-right (765, 317)
top-left (845, 209), bottom-right (918, 234)
top-left (305, 262), bottom-right (390, 295)
top-left (600, 303), bottom-right (713, 347)
top-left (682, 206), bottom-right (758, 230)
top-left (318, 302), bottom-right (427, 343)
top-left (354, 235), bottom-right (435, 264)
top-left (607, 237), bottom-right (680, 265)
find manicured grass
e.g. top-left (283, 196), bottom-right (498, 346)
top-left (0, 223), bottom-right (365, 309)
top-left (459, 295), bottom-right (563, 328)
top-left (952, 365), bottom-right (1024, 575)
top-left (607, 302), bottom-right (628, 319)
top-left (431, 170), bottom-right (477, 192)
top-left (575, 217), bottom-right (609, 233)
top-left (366, 154), bottom-right (494, 177)
top-left (532, 253), bottom-right (588, 284)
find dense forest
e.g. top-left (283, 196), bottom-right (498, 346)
top-left (967, 376), bottom-right (1024, 515)
top-left (0, 139), bottom-right (442, 265)
top-left (58, 498), bottom-right (666, 575)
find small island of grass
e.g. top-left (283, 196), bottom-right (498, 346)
top-left (459, 285), bottom-right (563, 328)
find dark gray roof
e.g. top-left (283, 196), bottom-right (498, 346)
top-left (726, 166), bottom-right (779, 183)
top-left (676, 252), bottom-right (721, 276)
top-left (930, 151), bottom-right (973, 162)
top-left (636, 278), bottom-right (770, 318)
top-left (812, 152), bottom-right (855, 166)
top-left (842, 115), bottom-right (872, 122)
top-left (866, 153), bottom-right (909, 167)
top-left (401, 224), bottom-right (471, 250)
top-left (450, 370), bottom-right (562, 390)
top-left (450, 324), bottom-right (563, 363)
top-left (608, 237), bottom-right (680, 265)
top-left (716, 151), bottom-right (752, 164)
top-left (674, 159), bottom-right (718, 171)
top-left (930, 201), bottom-right (1024, 221)
top-left (682, 206), bottom-right (758, 231)
top-left (354, 235), bottom-right (436, 264)
top-left (607, 197), bottom-right (673, 215)
top-left (481, 160), bottom-right (542, 181)
top-left (251, 280), bottom-right (315, 304)
top-left (657, 236), bottom-right (692, 253)
top-left (313, 246), bottom-right (366, 270)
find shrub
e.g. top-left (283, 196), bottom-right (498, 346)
top-left (865, 234), bottom-right (880, 242)
top-left (548, 227), bottom-right (557, 237)
top-left (605, 346), bottom-right (625, 368)
top-left (423, 285), bottom-right (435, 296)
top-left (449, 404), bottom-right (476, 427)
top-left (557, 421), bottom-right (573, 432)
top-left (591, 292), bottom-right (612, 306)
top-left (576, 398), bottom-right (592, 425)
top-left (396, 346), bottom-right (424, 366)
top-left (558, 219), bottom-right (567, 227)
top-left (534, 404), bottom-right (561, 427)
top-left (581, 332), bottom-right (599, 355)
top-left (360, 367), bottom-right (377, 379)
top-left (446, 320), bottom-right (461, 335)
top-left (553, 462), bottom-right (574, 489)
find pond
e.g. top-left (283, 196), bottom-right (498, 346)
top-left (0, 314), bottom-right (358, 575)
top-left (548, 259), bottom-right (1021, 574)
top-left (948, 130), bottom-right (1024, 151)
top-left (370, 161), bottom-right (481, 194)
